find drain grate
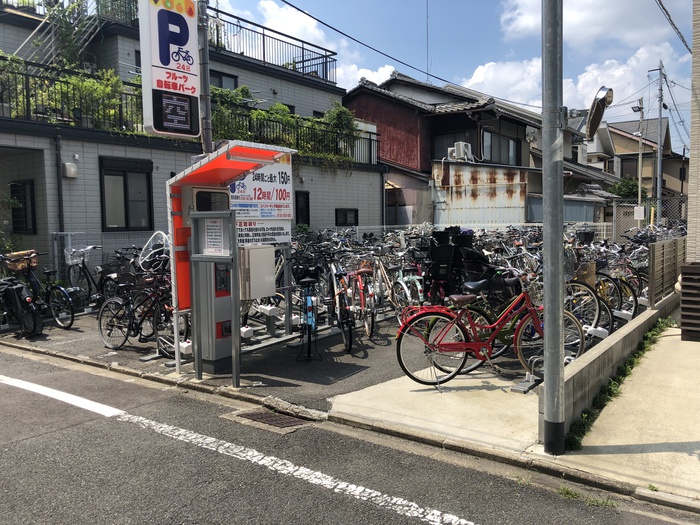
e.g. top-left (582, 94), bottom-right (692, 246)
top-left (237, 411), bottom-right (307, 429)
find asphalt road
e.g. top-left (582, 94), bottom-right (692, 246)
top-left (1, 349), bottom-right (698, 525)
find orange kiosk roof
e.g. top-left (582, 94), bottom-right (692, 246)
top-left (168, 141), bottom-right (293, 188)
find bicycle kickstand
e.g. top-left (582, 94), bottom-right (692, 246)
top-left (481, 348), bottom-right (504, 375)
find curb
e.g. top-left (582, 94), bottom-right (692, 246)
top-left (4, 339), bottom-right (699, 516)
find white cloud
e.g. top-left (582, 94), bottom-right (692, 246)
top-left (459, 42), bottom-right (690, 110)
top-left (501, 0), bottom-right (691, 53)
top-left (256, 0), bottom-right (333, 50)
top-left (337, 64), bottom-right (394, 90)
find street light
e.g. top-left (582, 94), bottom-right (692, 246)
top-left (632, 98), bottom-right (644, 227)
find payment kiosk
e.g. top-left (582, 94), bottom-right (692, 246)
top-left (167, 141), bottom-right (295, 386)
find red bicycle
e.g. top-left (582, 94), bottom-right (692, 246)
top-left (395, 273), bottom-right (585, 389)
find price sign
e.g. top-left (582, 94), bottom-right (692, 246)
top-left (230, 153), bottom-right (293, 219)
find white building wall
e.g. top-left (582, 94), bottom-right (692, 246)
top-left (294, 164), bottom-right (383, 235)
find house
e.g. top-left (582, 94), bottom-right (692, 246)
top-left (0, 0), bottom-right (384, 271)
top-left (344, 71), bottom-right (619, 229)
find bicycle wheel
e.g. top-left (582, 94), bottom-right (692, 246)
top-left (98, 297), bottom-right (130, 349)
top-left (17, 303), bottom-right (38, 336)
top-left (362, 283), bottom-right (376, 338)
top-left (594, 296), bottom-right (616, 337)
top-left (132, 291), bottom-right (155, 340)
top-left (337, 292), bottom-right (353, 352)
top-left (407, 279), bottom-right (423, 306)
top-left (392, 281), bottom-right (410, 323)
top-left (351, 278), bottom-right (363, 329)
top-left (102, 276), bottom-right (119, 299)
top-left (48, 286), bottom-right (74, 329)
top-left (564, 281), bottom-right (600, 329)
top-left (617, 279), bottom-right (639, 318)
top-left (595, 273), bottom-right (622, 312)
top-left (68, 264), bottom-right (85, 289)
top-left (396, 311), bottom-right (469, 386)
top-left (515, 309), bottom-right (584, 375)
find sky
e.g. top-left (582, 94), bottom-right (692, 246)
top-left (215, 0), bottom-right (693, 153)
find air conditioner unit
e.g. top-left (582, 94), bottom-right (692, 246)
top-left (454, 141), bottom-right (473, 162)
top-left (447, 147), bottom-right (456, 160)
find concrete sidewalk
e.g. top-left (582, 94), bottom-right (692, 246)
top-left (329, 325), bottom-right (700, 511)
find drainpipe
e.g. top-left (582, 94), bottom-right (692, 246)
top-left (54, 133), bottom-right (65, 233)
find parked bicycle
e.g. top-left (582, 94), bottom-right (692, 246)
top-left (97, 271), bottom-right (184, 350)
top-left (2, 250), bottom-right (74, 329)
top-left (295, 264), bottom-right (323, 361)
top-left (396, 272), bottom-right (585, 390)
top-left (65, 245), bottom-right (118, 308)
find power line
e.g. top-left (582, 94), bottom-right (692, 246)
top-left (278, 0), bottom-right (451, 85)
top-left (655, 0), bottom-right (691, 54)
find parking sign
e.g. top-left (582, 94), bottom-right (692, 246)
top-left (138, 0), bottom-right (201, 138)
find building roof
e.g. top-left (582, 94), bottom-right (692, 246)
top-left (344, 71), bottom-right (543, 128)
top-left (608, 117), bottom-right (670, 149)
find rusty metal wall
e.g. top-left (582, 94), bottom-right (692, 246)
top-left (432, 162), bottom-right (528, 228)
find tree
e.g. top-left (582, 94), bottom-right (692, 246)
top-left (608, 178), bottom-right (647, 199)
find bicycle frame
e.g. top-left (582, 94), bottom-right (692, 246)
top-left (402, 288), bottom-right (539, 360)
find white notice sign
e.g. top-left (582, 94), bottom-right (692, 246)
top-left (205, 218), bottom-right (224, 254)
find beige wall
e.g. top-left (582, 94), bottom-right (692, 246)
top-left (688, 0), bottom-right (700, 261)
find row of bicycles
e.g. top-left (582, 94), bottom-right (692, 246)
top-left (0, 232), bottom-right (184, 363)
top-left (247, 223), bottom-right (663, 385)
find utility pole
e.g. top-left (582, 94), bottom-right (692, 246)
top-left (655, 60), bottom-right (665, 224)
top-left (632, 98), bottom-right (644, 227)
top-left (542, 0), bottom-right (565, 456)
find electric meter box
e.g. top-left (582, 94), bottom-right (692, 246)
top-left (239, 245), bottom-right (276, 300)
top-left (181, 187), bottom-right (231, 227)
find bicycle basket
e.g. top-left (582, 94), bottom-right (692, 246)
top-left (65, 245), bottom-right (90, 266)
top-left (3, 250), bottom-right (38, 271)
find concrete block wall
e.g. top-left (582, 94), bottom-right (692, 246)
top-left (537, 293), bottom-right (679, 442)
top-left (295, 163), bottom-right (384, 235)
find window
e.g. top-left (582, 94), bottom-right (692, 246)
top-left (335, 208), bottom-right (358, 227)
top-left (483, 130), bottom-right (520, 165)
top-left (284, 104), bottom-right (295, 114)
top-left (10, 180), bottom-right (36, 235)
top-left (295, 191), bottom-right (310, 225)
top-left (210, 71), bottom-right (238, 91)
top-left (100, 158), bottom-right (153, 232)
top-left (312, 111), bottom-right (325, 118)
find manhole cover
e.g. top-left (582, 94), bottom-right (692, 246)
top-left (238, 411), bottom-right (307, 429)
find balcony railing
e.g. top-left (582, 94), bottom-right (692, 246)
top-left (0, 60), bottom-right (375, 163)
top-left (207, 7), bottom-right (336, 84)
top-left (212, 110), bottom-right (378, 164)
top-left (0, 0), bottom-right (336, 84)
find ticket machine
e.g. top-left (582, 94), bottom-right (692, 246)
top-left (189, 209), bottom-right (276, 376)
top-left (167, 141), bottom-right (294, 385)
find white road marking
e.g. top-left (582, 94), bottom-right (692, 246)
top-left (0, 374), bottom-right (125, 417)
top-left (0, 374), bottom-right (476, 525)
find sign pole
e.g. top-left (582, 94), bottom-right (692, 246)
top-left (198, 0), bottom-right (213, 154)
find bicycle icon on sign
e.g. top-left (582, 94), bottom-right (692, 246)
top-left (171, 47), bottom-right (194, 66)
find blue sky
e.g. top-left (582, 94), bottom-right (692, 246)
top-left (218, 0), bottom-right (693, 152)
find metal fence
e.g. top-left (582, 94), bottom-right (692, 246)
top-left (612, 197), bottom-right (687, 242)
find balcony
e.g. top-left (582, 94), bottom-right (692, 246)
top-left (0, 59), bottom-right (375, 163)
top-left (0, 0), bottom-right (337, 84)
